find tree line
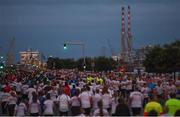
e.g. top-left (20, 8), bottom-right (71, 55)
top-left (47, 56), bottom-right (117, 71)
top-left (144, 40), bottom-right (180, 73)
top-left (47, 40), bottom-right (180, 73)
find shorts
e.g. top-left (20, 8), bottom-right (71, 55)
top-left (83, 108), bottom-right (91, 115)
top-left (131, 107), bottom-right (141, 116)
top-left (30, 113), bottom-right (39, 116)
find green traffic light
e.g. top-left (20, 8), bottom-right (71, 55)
top-left (0, 66), bottom-right (3, 69)
top-left (83, 64), bottom-right (86, 69)
top-left (63, 44), bottom-right (67, 50)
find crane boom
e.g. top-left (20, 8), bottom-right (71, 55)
top-left (107, 39), bottom-right (115, 56)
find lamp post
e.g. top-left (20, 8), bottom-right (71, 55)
top-left (63, 42), bottom-right (86, 70)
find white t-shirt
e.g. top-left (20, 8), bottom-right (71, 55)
top-left (15, 82), bottom-right (22, 92)
top-left (114, 81), bottom-right (120, 91)
top-left (44, 99), bottom-right (54, 115)
top-left (102, 94), bottom-right (112, 109)
top-left (130, 91), bottom-right (143, 108)
top-left (1, 92), bottom-right (10, 102)
top-left (155, 86), bottom-right (163, 95)
top-left (91, 83), bottom-right (96, 91)
top-left (141, 87), bottom-right (150, 98)
top-left (8, 96), bottom-right (17, 105)
top-left (111, 97), bottom-right (118, 114)
top-left (108, 89), bottom-right (114, 97)
top-left (92, 93), bottom-right (102, 109)
top-left (126, 80), bottom-right (132, 90)
top-left (175, 79), bottom-right (180, 86)
top-left (49, 90), bottom-right (58, 101)
top-left (29, 101), bottom-right (40, 114)
top-left (79, 81), bottom-right (85, 89)
top-left (79, 91), bottom-right (91, 108)
top-left (161, 82), bottom-right (168, 89)
top-left (70, 96), bottom-right (81, 107)
top-left (15, 102), bottom-right (27, 116)
top-left (93, 108), bottom-right (109, 116)
top-left (57, 94), bottom-right (70, 112)
top-left (167, 85), bottom-right (177, 94)
top-left (121, 81), bottom-right (127, 89)
top-left (27, 87), bottom-right (36, 100)
top-left (21, 84), bottom-right (29, 94)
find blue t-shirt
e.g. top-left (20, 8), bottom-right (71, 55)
top-left (148, 83), bottom-right (156, 89)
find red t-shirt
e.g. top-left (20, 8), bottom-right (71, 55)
top-left (4, 85), bottom-right (11, 93)
top-left (64, 85), bottom-right (70, 96)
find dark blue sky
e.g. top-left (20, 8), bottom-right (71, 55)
top-left (0, 0), bottom-right (180, 62)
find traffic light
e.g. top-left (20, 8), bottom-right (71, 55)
top-left (83, 63), bottom-right (86, 69)
top-left (63, 43), bottom-right (67, 50)
top-left (0, 62), bottom-right (4, 69)
top-left (0, 56), bottom-right (3, 59)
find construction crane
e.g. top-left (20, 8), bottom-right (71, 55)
top-left (6, 37), bottom-right (15, 66)
top-left (107, 39), bottom-right (115, 56)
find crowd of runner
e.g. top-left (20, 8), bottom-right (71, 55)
top-left (0, 69), bottom-right (180, 116)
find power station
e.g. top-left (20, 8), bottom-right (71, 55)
top-left (120, 5), bottom-right (134, 71)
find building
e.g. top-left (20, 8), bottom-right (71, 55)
top-left (133, 45), bottom-right (154, 71)
top-left (112, 55), bottom-right (121, 61)
top-left (19, 49), bottom-right (42, 66)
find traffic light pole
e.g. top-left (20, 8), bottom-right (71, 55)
top-left (63, 42), bottom-right (86, 70)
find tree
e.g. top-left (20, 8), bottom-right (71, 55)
top-left (94, 57), bottom-right (117, 71)
top-left (47, 57), bottom-right (54, 69)
top-left (144, 40), bottom-right (180, 73)
top-left (46, 56), bottom-right (117, 71)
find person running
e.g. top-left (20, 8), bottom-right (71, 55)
top-left (29, 92), bottom-right (40, 116)
top-left (92, 89), bottom-right (102, 112)
top-left (14, 97), bottom-right (27, 116)
top-left (129, 87), bottom-right (143, 116)
top-left (7, 91), bottom-right (17, 116)
top-left (3, 83), bottom-right (12, 93)
top-left (114, 97), bottom-right (131, 116)
top-left (141, 83), bottom-right (150, 107)
top-left (43, 93), bottom-right (54, 116)
top-left (111, 91), bottom-right (119, 116)
top-left (15, 79), bottom-right (22, 96)
top-left (165, 93), bottom-right (180, 116)
top-left (1, 90), bottom-right (11, 115)
top-left (144, 95), bottom-right (163, 116)
top-left (102, 87), bottom-right (112, 114)
top-left (79, 87), bottom-right (92, 116)
top-left (63, 82), bottom-right (70, 96)
top-left (27, 85), bottom-right (36, 102)
top-left (70, 90), bottom-right (81, 116)
top-left (56, 89), bottom-right (70, 116)
top-left (93, 100), bottom-right (109, 116)
top-left (38, 91), bottom-right (46, 115)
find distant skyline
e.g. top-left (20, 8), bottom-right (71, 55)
top-left (0, 0), bottom-right (180, 62)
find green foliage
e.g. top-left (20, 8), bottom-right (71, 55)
top-left (94, 57), bottom-right (117, 71)
top-left (46, 56), bottom-right (117, 71)
top-left (144, 40), bottom-right (180, 73)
